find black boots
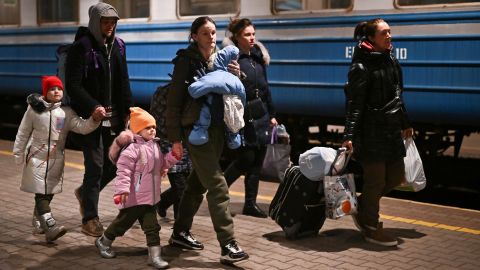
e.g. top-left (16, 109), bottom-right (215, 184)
top-left (225, 166), bottom-right (267, 218)
top-left (224, 163), bottom-right (243, 187)
top-left (242, 174), bottom-right (267, 218)
top-left (242, 203), bottom-right (267, 218)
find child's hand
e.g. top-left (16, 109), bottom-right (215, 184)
top-left (161, 169), bottom-right (168, 177)
top-left (172, 142), bottom-right (183, 160)
top-left (113, 193), bottom-right (129, 204)
top-left (92, 106), bottom-right (106, 121)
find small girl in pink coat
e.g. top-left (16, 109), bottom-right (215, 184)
top-left (95, 107), bottom-right (180, 269)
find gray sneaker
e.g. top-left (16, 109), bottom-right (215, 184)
top-left (95, 234), bottom-right (116, 259)
top-left (32, 213), bottom-right (44, 235)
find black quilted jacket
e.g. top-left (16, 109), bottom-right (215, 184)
top-left (343, 41), bottom-right (411, 162)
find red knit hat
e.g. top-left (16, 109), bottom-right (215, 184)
top-left (41, 76), bottom-right (64, 97)
top-left (129, 107), bottom-right (156, 134)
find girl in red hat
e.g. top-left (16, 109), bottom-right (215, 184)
top-left (12, 75), bottom-right (105, 243)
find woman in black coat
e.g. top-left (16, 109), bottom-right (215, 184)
top-left (342, 18), bottom-right (414, 247)
top-left (223, 18), bottom-right (277, 218)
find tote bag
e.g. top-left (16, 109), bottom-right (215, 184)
top-left (260, 125), bottom-right (291, 181)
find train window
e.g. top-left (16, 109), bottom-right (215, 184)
top-left (273, 0), bottom-right (351, 13)
top-left (178, 0), bottom-right (240, 16)
top-left (37, 0), bottom-right (78, 24)
top-left (0, 0), bottom-right (20, 25)
top-left (396, 0), bottom-right (480, 6)
top-left (103, 0), bottom-right (150, 18)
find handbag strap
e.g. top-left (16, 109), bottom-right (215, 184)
top-left (270, 125), bottom-right (277, 144)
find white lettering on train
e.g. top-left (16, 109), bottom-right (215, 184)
top-left (345, 46), bottom-right (408, 60)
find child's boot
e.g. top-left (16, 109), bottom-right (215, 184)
top-left (32, 210), bottom-right (44, 235)
top-left (148, 245), bottom-right (169, 269)
top-left (39, 212), bottom-right (66, 243)
top-left (95, 234), bottom-right (116, 258)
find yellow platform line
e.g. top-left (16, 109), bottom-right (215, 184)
top-left (1, 149), bottom-right (479, 235)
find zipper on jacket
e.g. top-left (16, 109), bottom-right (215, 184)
top-left (105, 43), bottom-right (113, 109)
top-left (135, 173), bottom-right (143, 192)
top-left (152, 144), bottom-right (157, 205)
top-left (44, 110), bottom-right (52, 194)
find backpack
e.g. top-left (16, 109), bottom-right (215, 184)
top-left (149, 51), bottom-right (205, 140)
top-left (56, 26), bottom-right (125, 94)
top-left (150, 80), bottom-right (172, 139)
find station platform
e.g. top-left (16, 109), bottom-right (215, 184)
top-left (0, 139), bottom-right (479, 270)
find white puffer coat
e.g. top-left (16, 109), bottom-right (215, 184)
top-left (13, 94), bottom-right (100, 194)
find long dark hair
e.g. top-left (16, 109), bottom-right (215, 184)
top-left (353, 18), bottom-right (385, 42)
top-left (189, 16), bottom-right (216, 43)
top-left (227, 18), bottom-right (254, 44)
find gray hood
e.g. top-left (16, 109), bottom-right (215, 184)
top-left (88, 2), bottom-right (120, 45)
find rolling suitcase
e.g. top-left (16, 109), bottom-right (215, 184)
top-left (268, 166), bottom-right (326, 239)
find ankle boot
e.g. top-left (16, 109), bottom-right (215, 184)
top-left (32, 209), bottom-right (44, 235)
top-left (224, 163), bottom-right (243, 187)
top-left (39, 212), bottom-right (66, 243)
top-left (242, 174), bottom-right (267, 218)
top-left (95, 234), bottom-right (116, 258)
top-left (242, 203), bottom-right (267, 218)
top-left (148, 245), bottom-right (169, 269)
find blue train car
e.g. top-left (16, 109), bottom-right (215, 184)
top-left (0, 0), bottom-right (479, 156)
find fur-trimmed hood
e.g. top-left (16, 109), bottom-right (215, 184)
top-left (108, 129), bottom-right (134, 164)
top-left (222, 37), bottom-right (270, 66)
top-left (27, 93), bottom-right (61, 113)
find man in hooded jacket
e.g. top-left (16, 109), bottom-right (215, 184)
top-left (65, 2), bottom-right (133, 237)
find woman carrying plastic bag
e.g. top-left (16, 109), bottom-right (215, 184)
top-left (260, 124), bottom-right (291, 182)
top-left (396, 137), bottom-right (427, 192)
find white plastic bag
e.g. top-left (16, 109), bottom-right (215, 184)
top-left (223, 95), bottom-right (244, 133)
top-left (324, 173), bottom-right (357, 219)
top-left (323, 149), bottom-right (358, 219)
top-left (298, 147), bottom-right (336, 181)
top-left (397, 137), bottom-right (427, 192)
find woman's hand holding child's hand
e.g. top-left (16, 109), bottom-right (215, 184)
top-left (92, 106), bottom-right (106, 121)
top-left (172, 142), bottom-right (183, 160)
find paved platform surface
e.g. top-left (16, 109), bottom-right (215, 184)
top-left (0, 139), bottom-right (479, 270)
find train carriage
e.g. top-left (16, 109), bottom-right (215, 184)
top-left (0, 0), bottom-right (479, 158)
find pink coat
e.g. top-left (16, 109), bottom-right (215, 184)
top-left (114, 135), bottom-right (178, 209)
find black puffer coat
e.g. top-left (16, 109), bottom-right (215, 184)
top-left (238, 44), bottom-right (275, 146)
top-left (66, 28), bottom-right (132, 134)
top-left (343, 41), bottom-right (411, 162)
